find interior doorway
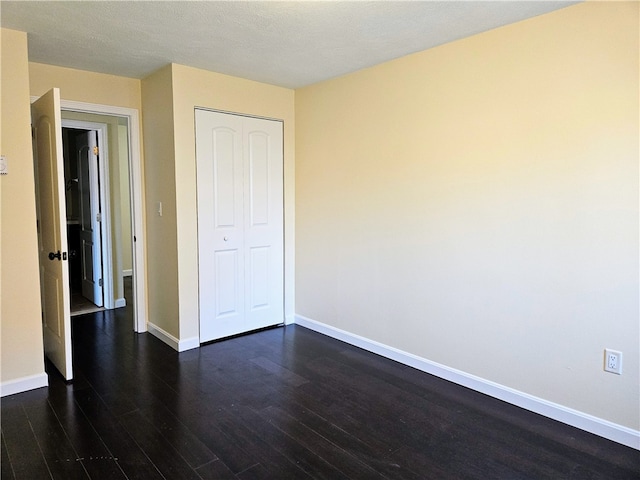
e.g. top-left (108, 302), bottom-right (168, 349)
top-left (63, 127), bottom-right (105, 315)
top-left (32, 91), bottom-right (147, 381)
top-left (62, 115), bottom-right (134, 317)
top-left (57, 98), bottom-right (147, 334)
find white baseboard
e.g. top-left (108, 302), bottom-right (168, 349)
top-left (294, 314), bottom-right (640, 450)
top-left (115, 297), bottom-right (127, 308)
top-left (147, 322), bottom-right (199, 352)
top-left (1, 372), bottom-right (49, 397)
top-left (178, 336), bottom-right (200, 352)
top-left (123, 269), bottom-right (133, 277)
top-left (284, 314), bottom-right (295, 325)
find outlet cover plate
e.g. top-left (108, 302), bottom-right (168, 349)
top-left (604, 349), bottom-right (622, 375)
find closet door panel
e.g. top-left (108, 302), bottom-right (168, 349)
top-left (244, 118), bottom-right (284, 331)
top-left (247, 131), bottom-right (270, 226)
top-left (214, 249), bottom-right (240, 317)
top-left (196, 110), bottom-right (245, 342)
top-left (213, 128), bottom-right (239, 229)
top-left (249, 246), bottom-right (270, 310)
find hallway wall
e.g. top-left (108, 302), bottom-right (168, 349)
top-left (0, 28), bottom-right (47, 392)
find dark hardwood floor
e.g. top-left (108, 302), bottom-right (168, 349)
top-left (2, 302), bottom-right (638, 479)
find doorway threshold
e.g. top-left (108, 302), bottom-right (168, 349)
top-left (71, 306), bottom-right (105, 317)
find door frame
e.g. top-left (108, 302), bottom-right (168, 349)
top-left (44, 98), bottom-right (147, 333)
top-left (195, 108), bottom-right (285, 343)
top-left (62, 120), bottom-right (113, 308)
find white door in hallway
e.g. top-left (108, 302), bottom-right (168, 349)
top-left (32, 88), bottom-right (73, 380)
top-left (77, 131), bottom-right (104, 307)
top-left (196, 109), bottom-right (284, 343)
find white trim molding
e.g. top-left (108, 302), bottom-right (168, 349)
top-left (147, 322), bottom-right (199, 353)
top-left (294, 314), bottom-right (640, 450)
top-left (115, 298), bottom-right (127, 308)
top-left (1, 373), bottom-right (49, 397)
top-left (178, 336), bottom-right (201, 352)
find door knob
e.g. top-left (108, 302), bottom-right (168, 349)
top-left (224, 236), bottom-right (229, 241)
top-left (48, 250), bottom-right (61, 261)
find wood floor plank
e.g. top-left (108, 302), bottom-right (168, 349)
top-left (185, 410), bottom-right (264, 474)
top-left (72, 388), bottom-right (165, 480)
top-left (231, 404), bottom-right (351, 480)
top-left (248, 356), bottom-right (309, 387)
top-left (295, 374), bottom-right (416, 451)
top-left (119, 409), bottom-right (202, 480)
top-left (189, 404), bottom-right (313, 478)
top-left (272, 398), bottom-right (424, 480)
top-left (1, 402), bottom-right (53, 479)
top-left (3, 299), bottom-right (638, 480)
top-left (235, 462), bottom-right (269, 480)
top-left (259, 405), bottom-right (388, 480)
top-left (22, 397), bottom-right (90, 479)
top-left (285, 380), bottom-right (398, 456)
top-left (45, 382), bottom-right (127, 479)
top-left (1, 431), bottom-right (16, 480)
top-left (135, 401), bottom-right (218, 470)
top-left (194, 459), bottom-right (238, 479)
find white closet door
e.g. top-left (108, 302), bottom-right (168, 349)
top-left (196, 109), bottom-right (283, 343)
top-left (243, 117), bottom-right (284, 332)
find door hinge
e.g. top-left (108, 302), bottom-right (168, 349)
top-left (96, 212), bottom-right (102, 223)
top-left (99, 278), bottom-right (103, 287)
top-left (93, 146), bottom-right (99, 156)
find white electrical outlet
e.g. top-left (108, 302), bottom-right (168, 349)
top-left (604, 349), bottom-right (622, 375)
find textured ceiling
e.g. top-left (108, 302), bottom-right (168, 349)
top-left (1, 1), bottom-right (576, 89)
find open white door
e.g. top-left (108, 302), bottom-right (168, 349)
top-left (32, 88), bottom-right (73, 381)
top-left (77, 131), bottom-right (104, 306)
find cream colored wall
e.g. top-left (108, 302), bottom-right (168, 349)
top-left (141, 65), bottom-right (180, 337)
top-left (30, 63), bottom-right (141, 109)
top-left (0, 29), bottom-right (46, 384)
top-left (295, 2), bottom-right (639, 430)
top-left (169, 63), bottom-right (295, 340)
